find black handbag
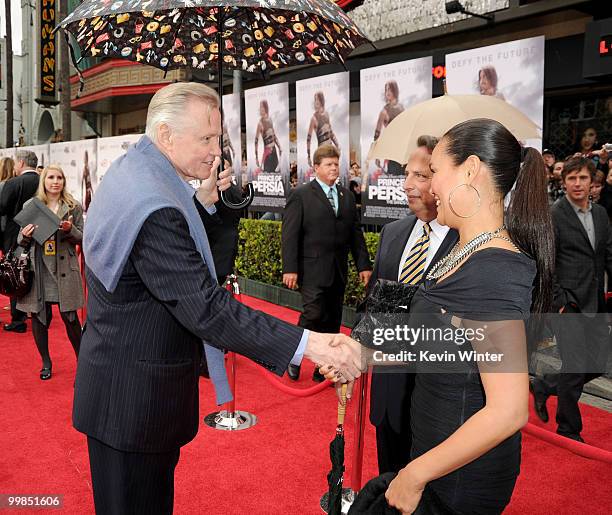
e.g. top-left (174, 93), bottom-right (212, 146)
top-left (0, 246), bottom-right (33, 298)
top-left (351, 279), bottom-right (419, 348)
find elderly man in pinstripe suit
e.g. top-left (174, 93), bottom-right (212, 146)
top-left (73, 83), bottom-right (363, 515)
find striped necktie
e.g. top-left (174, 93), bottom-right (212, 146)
top-left (399, 223), bottom-right (431, 284)
top-left (327, 187), bottom-right (336, 214)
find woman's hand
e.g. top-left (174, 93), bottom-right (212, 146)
top-left (319, 365), bottom-right (354, 405)
top-left (385, 464), bottom-right (427, 514)
top-left (59, 215), bottom-right (73, 233)
top-left (22, 224), bottom-right (36, 238)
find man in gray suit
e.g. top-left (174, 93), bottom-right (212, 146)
top-left (74, 82), bottom-right (363, 514)
top-left (530, 156), bottom-right (612, 442)
top-left (368, 145), bottom-right (458, 473)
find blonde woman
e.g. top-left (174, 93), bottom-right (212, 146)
top-left (0, 156), bottom-right (15, 182)
top-left (18, 165), bottom-right (84, 380)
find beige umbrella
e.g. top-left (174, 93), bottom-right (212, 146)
top-left (368, 94), bottom-right (541, 164)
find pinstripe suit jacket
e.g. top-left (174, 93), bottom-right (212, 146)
top-left (73, 208), bottom-right (303, 453)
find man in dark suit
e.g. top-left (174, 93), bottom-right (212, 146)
top-left (196, 183), bottom-right (243, 285)
top-left (368, 146), bottom-right (458, 474)
top-left (530, 157), bottom-right (611, 442)
top-left (282, 144), bottom-right (372, 381)
top-left (74, 83), bottom-right (363, 515)
top-left (0, 149), bottom-right (39, 332)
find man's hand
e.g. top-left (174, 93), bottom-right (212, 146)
top-left (304, 332), bottom-right (365, 382)
top-left (196, 157), bottom-right (233, 207)
top-left (359, 270), bottom-right (372, 286)
top-left (283, 273), bottom-right (298, 290)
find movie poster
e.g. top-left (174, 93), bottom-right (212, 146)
top-left (20, 144), bottom-right (50, 168)
top-left (0, 148), bottom-right (16, 159)
top-left (222, 93), bottom-right (242, 188)
top-left (96, 133), bottom-right (141, 186)
top-left (360, 57), bottom-right (433, 224)
top-left (49, 140), bottom-right (97, 210)
top-left (296, 72), bottom-right (350, 187)
top-left (244, 82), bottom-right (290, 212)
top-left (445, 36), bottom-right (544, 150)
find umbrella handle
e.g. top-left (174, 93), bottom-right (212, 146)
top-left (337, 384), bottom-right (348, 425)
top-left (220, 183), bottom-right (254, 210)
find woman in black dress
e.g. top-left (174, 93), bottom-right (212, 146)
top-left (323, 118), bottom-right (552, 514)
top-left (379, 119), bottom-right (554, 514)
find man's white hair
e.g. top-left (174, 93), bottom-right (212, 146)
top-left (145, 82), bottom-right (220, 143)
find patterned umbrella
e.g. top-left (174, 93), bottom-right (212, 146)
top-left (60, 1), bottom-right (368, 73)
top-left (58, 1), bottom-right (369, 208)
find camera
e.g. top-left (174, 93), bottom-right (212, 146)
top-left (603, 143), bottom-right (612, 151)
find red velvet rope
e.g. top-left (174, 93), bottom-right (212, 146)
top-left (522, 422), bottom-right (612, 464)
top-left (244, 358), bottom-right (332, 397)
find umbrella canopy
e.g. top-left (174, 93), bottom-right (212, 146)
top-left (368, 95), bottom-right (541, 165)
top-left (59, 0), bottom-right (368, 74)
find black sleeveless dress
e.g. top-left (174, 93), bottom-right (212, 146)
top-left (409, 248), bottom-right (536, 515)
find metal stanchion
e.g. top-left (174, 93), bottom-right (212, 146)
top-left (320, 371), bottom-right (370, 514)
top-left (204, 275), bottom-right (257, 431)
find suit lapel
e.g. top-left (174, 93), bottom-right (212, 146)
top-left (336, 187), bottom-right (348, 219)
top-left (310, 180), bottom-right (337, 218)
top-left (57, 202), bottom-right (70, 220)
top-left (561, 198), bottom-right (594, 252)
top-left (387, 217), bottom-right (416, 275)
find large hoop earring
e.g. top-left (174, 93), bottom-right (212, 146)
top-left (448, 184), bottom-right (481, 218)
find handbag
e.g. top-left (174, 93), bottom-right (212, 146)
top-left (0, 246), bottom-right (33, 298)
top-left (351, 279), bottom-right (419, 349)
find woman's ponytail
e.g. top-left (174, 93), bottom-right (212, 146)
top-left (506, 147), bottom-right (555, 314)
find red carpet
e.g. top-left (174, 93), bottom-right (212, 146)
top-left (0, 295), bottom-right (611, 514)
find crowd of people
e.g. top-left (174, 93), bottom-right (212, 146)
top-left (0, 82), bottom-right (610, 515)
top-left (544, 127), bottom-right (612, 218)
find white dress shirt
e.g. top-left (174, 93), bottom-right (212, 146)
top-left (397, 218), bottom-right (450, 280)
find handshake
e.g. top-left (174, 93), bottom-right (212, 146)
top-left (303, 332), bottom-right (367, 384)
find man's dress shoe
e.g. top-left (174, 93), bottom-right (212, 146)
top-left (312, 368), bottom-right (325, 383)
top-left (4, 322), bottom-right (26, 333)
top-left (557, 432), bottom-right (584, 443)
top-left (287, 364), bottom-right (300, 381)
top-left (529, 377), bottom-right (549, 423)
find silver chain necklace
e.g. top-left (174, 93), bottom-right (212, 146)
top-left (426, 225), bottom-right (515, 280)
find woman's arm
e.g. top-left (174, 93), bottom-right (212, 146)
top-left (386, 319), bottom-right (529, 513)
top-left (307, 115), bottom-right (316, 166)
top-left (17, 224), bottom-right (36, 247)
top-left (374, 109), bottom-right (387, 141)
top-left (275, 132), bottom-right (282, 157)
top-left (61, 205), bottom-right (84, 245)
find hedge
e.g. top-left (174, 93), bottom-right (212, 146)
top-left (235, 219), bottom-right (380, 308)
